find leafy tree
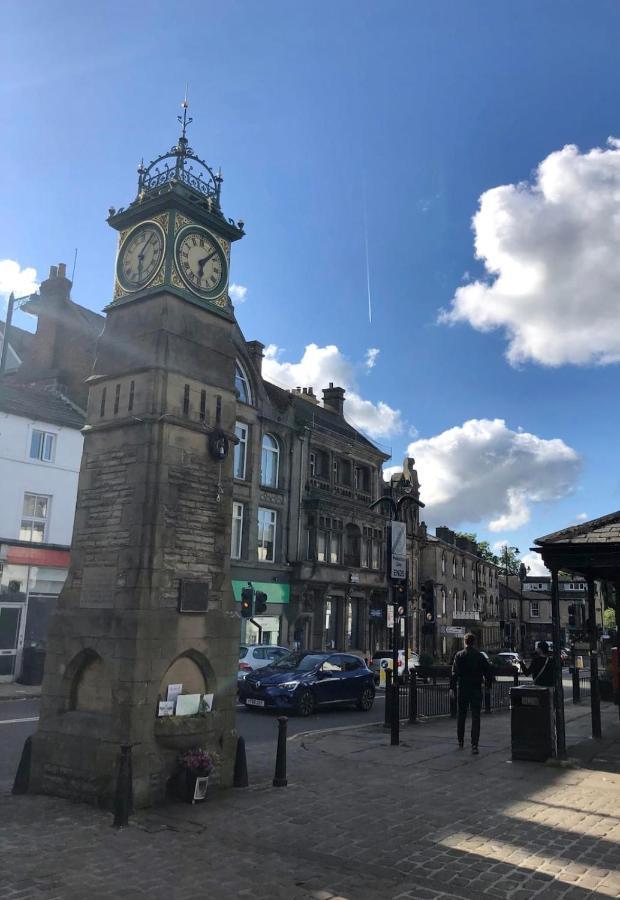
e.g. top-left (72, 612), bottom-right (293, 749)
top-left (604, 607), bottom-right (616, 629)
top-left (454, 531), bottom-right (522, 569)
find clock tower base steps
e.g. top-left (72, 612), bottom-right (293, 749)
top-left (29, 291), bottom-right (240, 808)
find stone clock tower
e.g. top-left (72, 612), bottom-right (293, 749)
top-left (30, 102), bottom-right (245, 807)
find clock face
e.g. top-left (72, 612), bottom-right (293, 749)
top-left (175, 226), bottom-right (228, 299)
top-left (117, 222), bottom-right (165, 292)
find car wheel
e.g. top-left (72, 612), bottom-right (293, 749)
top-left (356, 686), bottom-right (375, 712)
top-left (296, 688), bottom-right (315, 717)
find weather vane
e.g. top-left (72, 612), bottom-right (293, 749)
top-left (178, 85), bottom-right (193, 143)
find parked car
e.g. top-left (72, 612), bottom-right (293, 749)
top-left (238, 644), bottom-right (289, 682)
top-left (370, 649), bottom-right (420, 683)
top-left (239, 650), bottom-right (375, 716)
top-left (494, 651), bottom-right (522, 669)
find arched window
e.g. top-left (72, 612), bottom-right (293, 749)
top-left (471, 564), bottom-right (475, 583)
top-left (261, 434), bottom-right (279, 487)
top-left (441, 588), bottom-right (447, 616)
top-left (461, 558), bottom-right (465, 579)
top-left (452, 588), bottom-right (458, 609)
top-left (463, 590), bottom-right (468, 611)
top-left (441, 553), bottom-right (446, 575)
top-left (235, 360), bottom-right (252, 405)
top-left (452, 556), bottom-right (456, 577)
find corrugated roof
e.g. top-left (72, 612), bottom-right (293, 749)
top-left (0, 382), bottom-right (85, 429)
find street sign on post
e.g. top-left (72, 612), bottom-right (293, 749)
top-left (389, 521), bottom-right (407, 581)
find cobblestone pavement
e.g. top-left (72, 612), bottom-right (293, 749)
top-left (2, 703), bottom-right (619, 900)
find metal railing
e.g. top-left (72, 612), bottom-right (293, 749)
top-left (384, 666), bottom-right (519, 725)
top-left (571, 669), bottom-right (591, 703)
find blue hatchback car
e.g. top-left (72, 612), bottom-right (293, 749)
top-left (239, 650), bottom-right (375, 716)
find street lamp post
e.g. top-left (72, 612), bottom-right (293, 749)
top-left (0, 292), bottom-right (33, 375)
top-left (518, 562), bottom-right (528, 653)
top-left (369, 490), bottom-right (424, 747)
top-left (502, 545), bottom-right (519, 649)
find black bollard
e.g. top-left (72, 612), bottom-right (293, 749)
top-left (273, 716), bottom-right (288, 787)
top-left (408, 670), bottom-right (417, 724)
top-left (391, 679), bottom-right (400, 746)
top-left (12, 736), bottom-right (32, 795)
top-left (384, 668), bottom-right (392, 728)
top-left (113, 744), bottom-right (133, 828)
top-left (233, 735), bottom-right (249, 788)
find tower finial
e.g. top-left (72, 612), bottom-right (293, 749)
top-left (177, 86), bottom-right (192, 146)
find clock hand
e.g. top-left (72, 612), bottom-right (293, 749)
top-left (197, 250), bottom-right (217, 279)
top-left (138, 233), bottom-right (154, 261)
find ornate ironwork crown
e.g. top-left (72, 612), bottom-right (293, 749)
top-left (136, 98), bottom-right (223, 211)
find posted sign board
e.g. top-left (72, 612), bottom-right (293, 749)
top-left (389, 521), bottom-right (407, 581)
top-left (441, 625), bottom-right (466, 637)
top-left (387, 604), bottom-right (395, 629)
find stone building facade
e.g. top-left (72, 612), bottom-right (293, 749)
top-left (419, 526), bottom-right (502, 660)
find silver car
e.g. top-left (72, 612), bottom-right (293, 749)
top-left (238, 644), bottom-right (289, 681)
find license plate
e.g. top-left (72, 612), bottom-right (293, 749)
top-left (246, 698), bottom-right (265, 707)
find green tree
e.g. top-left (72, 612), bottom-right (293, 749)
top-left (604, 607), bottom-right (616, 629)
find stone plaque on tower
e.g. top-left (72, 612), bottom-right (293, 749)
top-left (29, 100), bottom-right (245, 807)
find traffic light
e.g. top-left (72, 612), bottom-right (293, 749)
top-left (240, 587), bottom-right (254, 619)
top-left (254, 591), bottom-right (268, 615)
top-left (421, 580), bottom-right (435, 627)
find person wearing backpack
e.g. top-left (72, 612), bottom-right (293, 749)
top-left (520, 640), bottom-right (555, 687)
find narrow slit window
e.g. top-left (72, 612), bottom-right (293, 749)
top-left (183, 384), bottom-right (190, 416)
top-left (113, 384), bottom-right (121, 415)
top-left (100, 387), bottom-right (107, 417)
top-left (216, 395), bottom-right (222, 424)
top-left (200, 390), bottom-right (206, 421)
top-left (128, 380), bottom-right (135, 412)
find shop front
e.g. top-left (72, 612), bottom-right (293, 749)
top-left (0, 543), bottom-right (70, 682)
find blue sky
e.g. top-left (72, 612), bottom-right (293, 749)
top-left (2, 0), bottom-right (620, 572)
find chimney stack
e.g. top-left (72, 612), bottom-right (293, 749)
top-left (322, 382), bottom-right (345, 416)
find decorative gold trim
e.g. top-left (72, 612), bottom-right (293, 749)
top-left (153, 211), bottom-right (169, 231)
top-left (211, 292), bottom-right (230, 309)
top-left (113, 279), bottom-right (127, 301)
top-left (171, 266), bottom-right (185, 290)
top-left (150, 266), bottom-right (165, 288)
top-left (175, 212), bottom-right (192, 233)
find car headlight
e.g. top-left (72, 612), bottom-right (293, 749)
top-left (278, 681), bottom-right (300, 691)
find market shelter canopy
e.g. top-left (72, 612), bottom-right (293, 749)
top-left (534, 510), bottom-right (620, 581)
top-left (533, 510), bottom-right (620, 757)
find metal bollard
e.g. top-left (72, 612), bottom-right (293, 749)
top-left (391, 680), bottom-right (400, 746)
top-left (113, 743), bottom-right (133, 828)
top-left (384, 669), bottom-right (392, 728)
top-left (408, 671), bottom-right (417, 723)
top-left (572, 669), bottom-right (581, 704)
top-left (233, 735), bottom-right (249, 787)
top-left (273, 716), bottom-right (288, 787)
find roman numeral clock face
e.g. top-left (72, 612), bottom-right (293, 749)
top-left (117, 222), bottom-right (165, 292)
top-left (175, 226), bottom-right (228, 300)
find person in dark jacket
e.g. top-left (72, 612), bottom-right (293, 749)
top-left (520, 640), bottom-right (555, 687)
top-left (450, 633), bottom-right (493, 754)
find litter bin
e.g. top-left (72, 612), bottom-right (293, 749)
top-left (18, 646), bottom-right (46, 685)
top-left (510, 685), bottom-right (554, 761)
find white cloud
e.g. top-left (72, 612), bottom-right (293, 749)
top-left (364, 347), bottom-right (380, 371)
top-left (229, 283), bottom-right (247, 304)
top-left (520, 552), bottom-right (550, 578)
top-left (575, 512), bottom-right (588, 522)
top-left (406, 418), bottom-right (581, 531)
top-left (0, 259), bottom-right (38, 305)
top-left (441, 138), bottom-right (620, 366)
top-left (262, 343), bottom-right (402, 440)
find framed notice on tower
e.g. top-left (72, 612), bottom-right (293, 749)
top-left (389, 521), bottom-right (407, 581)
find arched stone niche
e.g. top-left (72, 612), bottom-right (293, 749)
top-left (67, 649), bottom-right (112, 713)
top-left (158, 650), bottom-right (216, 701)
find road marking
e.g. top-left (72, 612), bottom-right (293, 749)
top-left (288, 720), bottom-right (383, 742)
top-left (0, 716), bottom-right (39, 725)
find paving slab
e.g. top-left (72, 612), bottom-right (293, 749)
top-left (1, 703), bottom-right (619, 899)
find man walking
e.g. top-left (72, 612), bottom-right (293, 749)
top-left (450, 633), bottom-right (493, 754)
